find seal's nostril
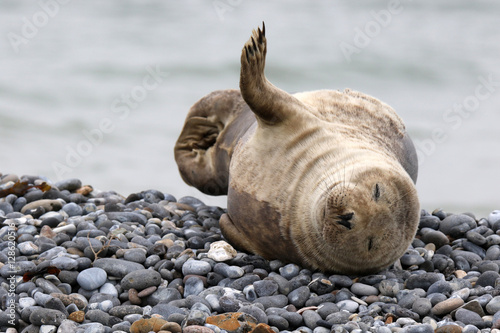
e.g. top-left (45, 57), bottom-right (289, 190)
top-left (338, 213), bottom-right (354, 221)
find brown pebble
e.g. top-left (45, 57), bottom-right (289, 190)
top-left (130, 318), bottom-right (168, 333)
top-left (250, 323), bottom-right (275, 333)
top-left (206, 312), bottom-right (257, 332)
top-left (68, 311), bottom-right (85, 323)
top-left (129, 288), bottom-right (142, 305)
top-left (40, 225), bottom-right (57, 238)
top-left (365, 295), bottom-right (379, 304)
top-left (160, 321), bottom-right (181, 333)
top-left (50, 293), bottom-right (87, 310)
top-left (454, 270), bottom-right (467, 279)
top-left (76, 185), bottom-right (93, 195)
top-left (66, 247), bottom-right (85, 257)
top-left (156, 239), bottom-right (175, 248)
top-left (432, 297), bottom-right (465, 316)
top-left (137, 286), bottom-right (157, 297)
top-left (435, 324), bottom-right (463, 333)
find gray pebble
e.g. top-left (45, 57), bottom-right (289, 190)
top-left (254, 279), bottom-right (279, 297)
top-left (34, 278), bottom-right (61, 295)
top-left (268, 314), bottom-right (289, 330)
top-left (287, 285), bottom-right (311, 308)
top-left (184, 276), bottom-right (205, 297)
top-left (18, 241), bottom-right (39, 255)
top-left (337, 300), bottom-right (359, 313)
top-left (108, 305), bottom-right (143, 318)
top-left (318, 303), bottom-right (340, 319)
top-left (404, 324), bottom-right (434, 333)
top-left (99, 283), bottom-right (118, 297)
top-left (151, 303), bottom-right (187, 318)
top-left (351, 282), bottom-right (378, 296)
top-left (427, 280), bottom-right (451, 295)
top-left (29, 308), bottom-right (66, 326)
top-left (93, 258), bottom-right (145, 278)
top-left (55, 178), bottom-right (82, 191)
top-left (62, 202), bottom-right (82, 216)
top-left (486, 296), bottom-right (500, 314)
top-left (439, 214), bottom-right (476, 238)
top-left (183, 259), bottom-right (212, 276)
top-left (326, 311), bottom-right (350, 325)
top-left (121, 269), bottom-right (161, 290)
top-left (302, 309), bottom-right (322, 329)
top-left (455, 308), bottom-right (483, 325)
top-left (328, 275), bottom-right (353, 288)
top-left (184, 309), bottom-right (209, 326)
top-left (282, 311), bottom-right (303, 327)
top-left (254, 295), bottom-right (289, 309)
top-left (280, 263), bottom-right (300, 280)
top-left (239, 304), bottom-right (268, 324)
top-left (213, 262), bottom-right (245, 278)
top-left (123, 248), bottom-right (147, 263)
top-left (405, 273), bottom-right (443, 290)
top-left (401, 253), bottom-right (426, 266)
top-left (77, 267), bottom-right (107, 290)
top-left (412, 297), bottom-right (432, 317)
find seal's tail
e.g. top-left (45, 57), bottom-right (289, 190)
top-left (174, 89), bottom-right (254, 195)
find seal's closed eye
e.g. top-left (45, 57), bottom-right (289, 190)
top-left (373, 183), bottom-right (381, 201)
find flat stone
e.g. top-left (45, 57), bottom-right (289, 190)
top-left (94, 258), bottom-right (145, 278)
top-left (108, 305), bottom-right (144, 318)
top-left (432, 297), bottom-right (465, 316)
top-left (21, 199), bottom-right (63, 214)
top-left (351, 282), bottom-right (379, 296)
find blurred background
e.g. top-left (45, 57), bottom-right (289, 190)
top-left (1, 0), bottom-right (499, 216)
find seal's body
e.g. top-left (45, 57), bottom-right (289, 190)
top-left (175, 24), bottom-right (420, 274)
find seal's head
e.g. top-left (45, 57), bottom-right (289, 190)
top-left (308, 165), bottom-right (420, 274)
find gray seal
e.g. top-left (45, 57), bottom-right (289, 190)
top-left (175, 23), bottom-right (420, 274)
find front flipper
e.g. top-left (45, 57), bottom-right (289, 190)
top-left (239, 23), bottom-right (309, 126)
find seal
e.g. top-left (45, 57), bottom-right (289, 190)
top-left (175, 23), bottom-right (420, 274)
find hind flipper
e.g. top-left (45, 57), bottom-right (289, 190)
top-left (174, 89), bottom-right (255, 195)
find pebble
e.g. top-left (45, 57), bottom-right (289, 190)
top-left (432, 297), bottom-right (465, 316)
top-left (121, 269), bottom-right (162, 290)
top-left (4, 174), bottom-right (500, 333)
top-left (77, 267), bottom-right (108, 290)
top-left (351, 282), bottom-right (379, 296)
top-left (208, 240), bottom-right (238, 261)
top-left (183, 259), bottom-right (212, 276)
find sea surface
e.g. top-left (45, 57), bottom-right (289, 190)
top-left (1, 0), bottom-right (499, 216)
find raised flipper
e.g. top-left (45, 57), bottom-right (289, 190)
top-left (239, 23), bottom-right (310, 126)
top-left (174, 90), bottom-right (254, 195)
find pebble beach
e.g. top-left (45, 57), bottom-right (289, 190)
top-left (2, 173), bottom-right (500, 333)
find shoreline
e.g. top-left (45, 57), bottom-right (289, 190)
top-left (1, 173), bottom-right (500, 333)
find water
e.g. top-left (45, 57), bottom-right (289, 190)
top-left (1, 0), bottom-right (499, 217)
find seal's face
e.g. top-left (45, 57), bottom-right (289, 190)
top-left (318, 167), bottom-right (419, 274)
